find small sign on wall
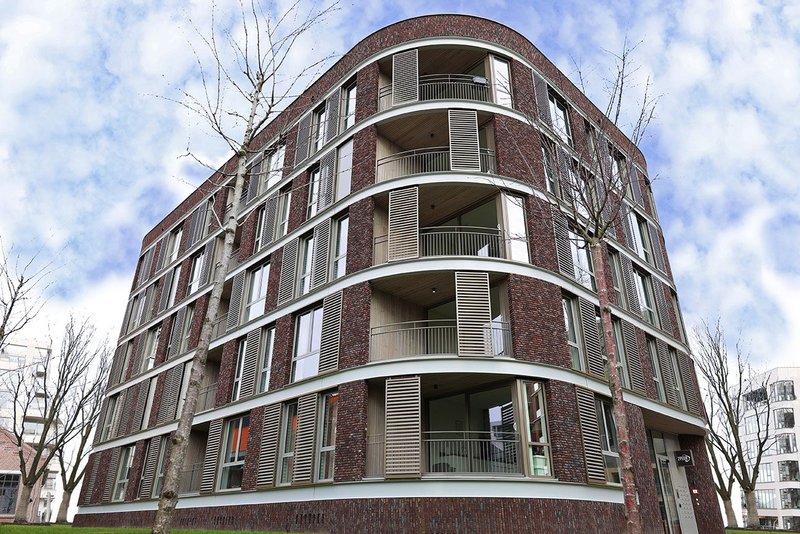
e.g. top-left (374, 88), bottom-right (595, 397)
top-left (675, 450), bottom-right (694, 467)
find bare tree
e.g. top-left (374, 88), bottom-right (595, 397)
top-left (693, 319), bottom-right (771, 529)
top-left (498, 39), bottom-right (658, 534)
top-left (0, 239), bottom-right (51, 352)
top-left (152, 2), bottom-right (337, 532)
top-left (706, 434), bottom-right (738, 527)
top-left (5, 317), bottom-right (110, 523)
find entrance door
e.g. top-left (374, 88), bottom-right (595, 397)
top-left (655, 456), bottom-right (681, 534)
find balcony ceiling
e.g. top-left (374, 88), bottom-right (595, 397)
top-left (422, 373), bottom-right (511, 398)
top-left (371, 271), bottom-right (504, 309)
top-left (378, 111), bottom-right (493, 150)
top-left (374, 184), bottom-right (496, 227)
top-left (379, 46), bottom-right (487, 77)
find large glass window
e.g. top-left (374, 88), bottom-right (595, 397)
top-left (278, 402), bottom-right (298, 485)
top-left (491, 56), bottom-right (512, 107)
top-left (609, 250), bottom-right (626, 308)
top-left (503, 193), bottom-right (528, 262)
top-left (541, 144), bottom-right (556, 195)
top-left (152, 435), bottom-right (169, 498)
top-left (779, 460), bottom-right (800, 482)
top-left (276, 188), bottom-right (291, 239)
top-left (569, 230), bottom-right (596, 291)
top-left (264, 145), bottom-right (285, 192)
top-left (232, 340), bottom-right (247, 401)
top-left (112, 446), bottom-right (136, 502)
top-left (777, 433), bottom-right (797, 454)
top-left (523, 381), bottom-right (551, 476)
top-left (336, 140), bottom-right (353, 202)
top-left (612, 320), bottom-right (629, 388)
top-left (253, 206), bottom-right (266, 252)
top-left (307, 168), bottom-right (321, 218)
top-left (219, 416), bottom-right (249, 490)
top-left (634, 269), bottom-right (659, 327)
top-left (141, 378), bottom-right (157, 430)
top-left (596, 398), bottom-right (620, 484)
top-left (179, 304), bottom-right (194, 354)
top-left (167, 227), bottom-right (182, 265)
top-left (762, 462), bottom-right (774, 482)
top-left (188, 251), bottom-right (204, 294)
top-left (167, 266), bottom-right (180, 308)
top-left (775, 408), bottom-right (795, 429)
top-left (292, 307), bottom-right (323, 382)
top-left (562, 295), bottom-right (583, 371)
top-left (245, 263), bottom-right (270, 321)
top-left (298, 235), bottom-right (315, 297)
top-left (342, 82), bottom-right (357, 130)
top-left (772, 381), bottom-right (796, 401)
top-left (781, 488), bottom-right (800, 509)
top-left (141, 325), bottom-right (161, 373)
top-left (101, 394), bottom-right (120, 441)
top-left (316, 392), bottom-right (339, 482)
top-left (311, 104), bottom-right (327, 153)
top-left (258, 326), bottom-right (276, 393)
top-left (0, 474), bottom-right (19, 514)
top-left (756, 489), bottom-right (777, 509)
top-left (647, 338), bottom-right (665, 402)
top-left (668, 348), bottom-right (686, 409)
top-left (548, 92), bottom-right (571, 144)
top-left (332, 216), bottom-right (348, 280)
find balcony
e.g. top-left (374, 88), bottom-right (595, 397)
top-left (379, 74), bottom-right (492, 111)
top-left (211, 313), bottom-right (228, 340)
top-left (178, 462), bottom-right (203, 495)
top-left (374, 225), bottom-right (505, 265)
top-left (375, 147), bottom-right (496, 182)
top-left (369, 319), bottom-right (511, 361)
top-left (196, 382), bottom-right (218, 412)
top-left (424, 431), bottom-right (521, 475)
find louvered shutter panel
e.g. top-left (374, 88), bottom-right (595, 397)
top-left (455, 272), bottom-right (492, 356)
top-left (137, 248), bottom-right (154, 287)
top-left (556, 148), bottom-right (573, 203)
top-left (579, 299), bottom-right (605, 377)
top-left (109, 346), bottom-right (124, 387)
top-left (141, 283), bottom-right (155, 323)
top-left (155, 236), bottom-right (169, 271)
top-left (657, 340), bottom-right (680, 407)
top-left (168, 307), bottom-right (186, 358)
top-left (318, 291), bottom-right (343, 373)
top-left (225, 272), bottom-right (245, 331)
top-left (240, 329), bottom-right (261, 398)
top-left (551, 206), bottom-right (573, 276)
top-left (186, 207), bottom-right (204, 248)
top-left (257, 404), bottom-right (282, 487)
top-left (132, 381), bottom-right (148, 432)
top-left (82, 457), bottom-right (98, 504)
top-left (94, 400), bottom-right (109, 446)
top-left (157, 270), bottom-right (173, 313)
top-left (623, 321), bottom-right (645, 393)
top-left (261, 196), bottom-right (279, 248)
top-left (575, 388), bottom-right (607, 483)
top-left (392, 49), bottom-right (418, 105)
top-left (385, 376), bottom-right (421, 478)
top-left (245, 172), bottom-right (259, 205)
top-left (131, 333), bottom-right (146, 374)
top-left (532, 72), bottom-right (552, 128)
top-left (199, 419), bottom-right (224, 494)
top-left (619, 256), bottom-right (641, 315)
top-left (596, 138), bottom-right (612, 179)
top-left (277, 238), bottom-right (299, 305)
top-left (292, 393), bottom-right (318, 484)
top-left (311, 219), bottom-right (332, 289)
top-left (317, 149), bottom-right (336, 211)
top-left (628, 164), bottom-right (644, 205)
top-left (199, 241), bottom-right (215, 287)
top-left (139, 437), bottom-right (161, 499)
top-left (324, 89), bottom-right (340, 143)
top-left (157, 365), bottom-right (183, 423)
top-left (678, 351), bottom-right (699, 413)
top-left (295, 114), bottom-right (312, 165)
top-left (448, 109), bottom-right (480, 171)
top-left (653, 280), bottom-right (671, 333)
top-left (623, 211), bottom-right (637, 253)
top-left (120, 298), bottom-right (134, 336)
top-left (388, 187), bottom-right (419, 261)
top-left (648, 222), bottom-right (666, 272)
top-left (113, 389), bottom-right (130, 439)
top-left (102, 448), bottom-right (121, 503)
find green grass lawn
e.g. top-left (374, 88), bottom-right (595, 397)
top-left (0, 527), bottom-right (285, 534)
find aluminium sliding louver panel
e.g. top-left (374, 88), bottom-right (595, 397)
top-left (656, 340), bottom-right (680, 407)
top-left (455, 272), bottom-right (492, 357)
top-left (311, 219), bottom-right (332, 289)
top-left (155, 235), bottom-right (168, 271)
top-left (186, 206), bottom-right (205, 248)
top-left (448, 109), bottom-right (481, 172)
top-left (81, 457), bottom-right (98, 504)
top-left (294, 114), bottom-right (312, 165)
top-left (226, 272), bottom-right (245, 331)
top-left (619, 256), bottom-right (641, 316)
top-left (628, 165), bottom-right (644, 205)
top-left (136, 248), bottom-right (155, 288)
top-left (109, 346), bottom-right (124, 387)
top-left (245, 169), bottom-right (260, 205)
top-left (116, 387), bottom-right (136, 438)
top-left (138, 436), bottom-right (161, 499)
top-left (532, 72), bottom-right (552, 128)
top-left (653, 280), bottom-right (672, 333)
top-left (318, 291), bottom-right (343, 373)
top-left (132, 380), bottom-right (148, 432)
top-left (102, 448), bottom-right (121, 503)
top-left (678, 351), bottom-right (699, 413)
top-left (392, 49), bottom-right (418, 105)
top-left (324, 89), bottom-right (340, 144)
top-left (384, 376), bottom-right (421, 479)
top-left (621, 210), bottom-right (636, 253)
top-left (318, 150), bottom-right (337, 211)
top-left (157, 270), bottom-right (174, 313)
top-left (277, 238), bottom-right (299, 305)
top-left (157, 365), bottom-right (183, 424)
top-left (575, 388), bottom-right (607, 483)
top-left (168, 307), bottom-right (186, 358)
top-left (110, 389), bottom-right (127, 439)
top-left (199, 240), bottom-right (216, 287)
top-left (240, 329), bottom-right (262, 398)
top-left (622, 321), bottom-right (645, 394)
top-left (199, 419), bottom-right (224, 494)
top-left (141, 283), bottom-right (156, 323)
top-left (551, 206), bottom-right (573, 277)
top-left (257, 404), bottom-right (282, 487)
top-left (120, 298), bottom-right (134, 336)
top-left (579, 298), bottom-right (605, 377)
top-left (93, 399), bottom-right (108, 446)
top-left (648, 222), bottom-right (666, 273)
top-left (132, 333), bottom-right (146, 374)
top-left (387, 187), bottom-right (419, 262)
top-left (261, 195), bottom-right (280, 249)
top-left (292, 393), bottom-right (318, 484)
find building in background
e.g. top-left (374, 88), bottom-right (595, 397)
top-left (75, 15), bottom-right (721, 533)
top-left (741, 367), bottom-right (800, 530)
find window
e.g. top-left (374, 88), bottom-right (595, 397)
top-left (781, 488), bottom-right (800, 509)
top-left (779, 460), bottom-right (800, 482)
top-left (276, 187), bottom-right (291, 239)
top-left (311, 104), bottom-right (327, 153)
top-left (188, 251), bottom-right (204, 294)
top-left (0, 474), bottom-right (20, 514)
top-left (772, 380), bottom-right (796, 401)
top-left (332, 216), bottom-right (348, 280)
top-left (612, 320), bottom-right (629, 389)
top-left (609, 250), bottom-right (626, 308)
top-left (112, 445), bottom-right (135, 502)
top-left (336, 140), bottom-right (353, 202)
top-left (141, 378), bottom-right (156, 430)
top-left (175, 363), bottom-right (192, 417)
top-left (342, 81), bottom-right (357, 130)
top-left (628, 211), bottom-right (652, 264)
top-left (220, 416), bottom-right (249, 490)
top-left (253, 207), bottom-right (266, 252)
top-left (523, 381), bottom-right (551, 476)
top-left (777, 433), bottom-right (797, 454)
top-left (786, 517), bottom-right (800, 530)
top-left (298, 235), bottom-right (315, 297)
top-left (548, 92), bottom-right (571, 144)
top-left (119, 342), bottom-right (134, 382)
top-left (101, 394), bottom-right (120, 441)
top-left (316, 392), bottom-right (338, 481)
top-left (562, 296), bottom-right (583, 371)
top-left (263, 145), bottom-right (285, 192)
top-left (179, 304), bottom-right (194, 354)
top-left (292, 307), bottom-right (323, 382)
top-left (634, 269), bottom-right (659, 327)
top-left (307, 167), bottom-right (321, 218)
top-left (775, 408), bottom-right (795, 429)
top-left (542, 144), bottom-right (556, 194)
top-left (152, 435), bottom-right (169, 498)
top-left (491, 56), bottom-right (512, 107)
top-left (596, 398), bottom-right (620, 483)
top-left (671, 292), bottom-right (686, 342)
top-left (232, 340), bottom-right (247, 402)
top-left (756, 489), bottom-right (777, 509)
top-left (141, 326), bottom-right (161, 373)
top-left (130, 294), bottom-right (146, 330)
top-left (668, 348), bottom-right (686, 409)
top-left (258, 326), bottom-right (275, 393)
top-left (245, 263), bottom-right (270, 321)
top-left (612, 151), bottom-right (627, 191)
top-left (746, 440), bottom-right (760, 460)
top-left (167, 227), bottom-right (182, 265)
top-left (167, 266), bottom-right (180, 308)
top-left (278, 401), bottom-right (298, 484)
top-left (503, 193), bottom-right (529, 262)
top-left (745, 386), bottom-right (768, 406)
top-left (569, 230), bottom-right (595, 291)
top-left (744, 415), bottom-right (758, 435)
top-left (761, 462), bottom-right (774, 482)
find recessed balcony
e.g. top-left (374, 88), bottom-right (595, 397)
top-left (374, 225), bottom-right (505, 265)
top-left (375, 146), bottom-right (496, 182)
top-left (379, 74), bottom-right (492, 111)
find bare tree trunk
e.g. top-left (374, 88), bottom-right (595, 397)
top-left (723, 498), bottom-right (738, 528)
top-left (745, 489), bottom-right (759, 528)
top-left (14, 483), bottom-right (32, 523)
top-left (56, 489), bottom-right (72, 523)
top-left (592, 241), bottom-right (642, 534)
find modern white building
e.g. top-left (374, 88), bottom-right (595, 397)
top-left (742, 367), bottom-right (800, 529)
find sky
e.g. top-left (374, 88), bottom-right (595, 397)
top-left (1, 0), bottom-right (799, 372)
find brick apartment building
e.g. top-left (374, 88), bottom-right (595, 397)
top-left (74, 15), bottom-right (722, 533)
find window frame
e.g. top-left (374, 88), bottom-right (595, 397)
top-left (311, 104), bottom-right (327, 154)
top-left (647, 338), bottom-right (665, 402)
top-left (141, 325), bottom-right (161, 373)
top-left (297, 234), bottom-right (315, 297)
top-left (188, 251), bottom-right (205, 294)
top-left (278, 401), bottom-right (298, 485)
top-left (307, 167), bottom-right (321, 219)
top-left (291, 306), bottom-right (324, 382)
top-left (596, 398), bottom-right (621, 484)
top-left (218, 415), bottom-right (250, 491)
top-left (548, 91), bottom-right (571, 144)
top-left (244, 262), bottom-right (270, 321)
top-left (258, 326), bottom-right (276, 393)
top-left (521, 380), bottom-right (552, 477)
top-left (112, 445), bottom-right (136, 502)
top-left (608, 250), bottom-right (626, 308)
top-left (562, 295), bottom-right (583, 371)
top-left (342, 81), bottom-right (357, 130)
top-left (569, 230), bottom-right (596, 291)
top-left (331, 216), bottom-right (349, 280)
top-left (316, 391), bottom-right (339, 482)
top-left (612, 319), bottom-right (629, 389)
top-left (151, 435), bottom-right (169, 498)
top-left (634, 268), bottom-right (659, 327)
top-left (232, 339), bottom-right (247, 402)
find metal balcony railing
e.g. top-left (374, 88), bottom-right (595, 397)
top-left (375, 147), bottom-right (496, 182)
top-left (424, 431), bottom-right (521, 475)
top-left (369, 319), bottom-right (511, 361)
top-left (196, 382), bottom-right (218, 413)
top-left (366, 433), bottom-right (385, 478)
top-left (211, 313), bottom-right (228, 339)
top-left (178, 462), bottom-right (203, 495)
top-left (378, 74), bottom-right (492, 111)
top-left (373, 225), bottom-right (505, 264)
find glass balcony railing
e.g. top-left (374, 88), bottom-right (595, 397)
top-left (375, 147), bottom-right (496, 182)
top-left (378, 74), bottom-right (492, 111)
top-left (373, 225), bottom-right (505, 265)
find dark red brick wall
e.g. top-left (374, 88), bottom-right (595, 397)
top-left (527, 196), bottom-right (559, 272)
top-left (338, 282), bottom-right (370, 371)
top-left (624, 402), bottom-right (661, 533)
top-left (345, 198), bottom-right (374, 274)
top-left (334, 380), bottom-right (367, 482)
top-left (356, 62), bottom-right (378, 122)
top-left (494, 114), bottom-right (544, 190)
top-left (188, 293), bottom-right (210, 351)
top-left (350, 125), bottom-right (377, 194)
top-left (269, 314), bottom-right (294, 390)
top-left (679, 434), bottom-right (724, 534)
top-left (242, 405), bottom-right (264, 491)
top-left (288, 172), bottom-right (309, 232)
top-left (215, 339), bottom-right (239, 407)
top-left (125, 439), bottom-right (148, 501)
top-left (546, 381), bottom-right (586, 484)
